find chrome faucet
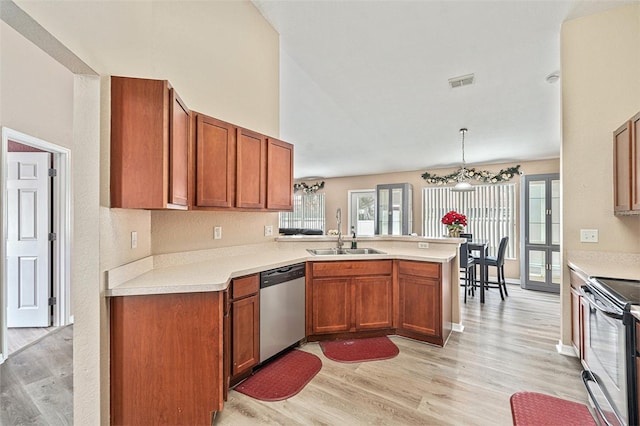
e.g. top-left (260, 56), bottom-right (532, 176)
top-left (336, 208), bottom-right (344, 250)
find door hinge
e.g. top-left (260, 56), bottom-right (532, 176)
top-left (48, 168), bottom-right (57, 177)
top-left (49, 232), bottom-right (57, 241)
top-left (48, 297), bottom-right (56, 306)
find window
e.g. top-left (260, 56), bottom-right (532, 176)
top-left (348, 190), bottom-right (376, 236)
top-left (279, 193), bottom-right (326, 232)
top-left (422, 184), bottom-right (516, 258)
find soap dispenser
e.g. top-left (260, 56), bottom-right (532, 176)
top-left (351, 226), bottom-right (357, 249)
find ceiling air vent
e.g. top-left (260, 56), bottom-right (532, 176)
top-left (448, 73), bottom-right (474, 89)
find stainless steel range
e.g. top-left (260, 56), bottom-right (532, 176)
top-left (581, 276), bottom-right (640, 426)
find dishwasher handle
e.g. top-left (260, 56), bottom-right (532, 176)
top-left (260, 263), bottom-right (305, 288)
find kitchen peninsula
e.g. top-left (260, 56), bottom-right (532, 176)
top-left (106, 236), bottom-right (461, 425)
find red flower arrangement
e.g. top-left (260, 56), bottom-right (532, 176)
top-left (441, 210), bottom-right (467, 236)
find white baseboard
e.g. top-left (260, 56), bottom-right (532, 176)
top-left (556, 340), bottom-right (578, 357)
top-left (69, 315), bottom-right (74, 324)
top-left (452, 323), bottom-right (464, 333)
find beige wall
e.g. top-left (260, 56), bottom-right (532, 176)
top-left (560, 4), bottom-right (640, 345)
top-left (5, 1), bottom-right (279, 423)
top-left (316, 158), bottom-right (560, 280)
top-left (0, 21), bottom-right (74, 146)
top-left (151, 211), bottom-right (280, 254)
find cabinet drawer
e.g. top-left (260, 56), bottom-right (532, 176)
top-left (312, 260), bottom-right (392, 278)
top-left (397, 260), bottom-right (440, 279)
top-left (232, 274), bottom-right (259, 299)
top-left (569, 268), bottom-right (588, 290)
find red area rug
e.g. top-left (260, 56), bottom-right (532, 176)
top-left (235, 350), bottom-right (322, 401)
top-left (510, 392), bottom-right (596, 426)
top-left (319, 336), bottom-right (399, 363)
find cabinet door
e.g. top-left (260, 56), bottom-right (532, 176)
top-left (632, 112), bottom-right (640, 211)
top-left (614, 121), bottom-right (632, 213)
top-left (266, 138), bottom-right (293, 210)
top-left (196, 114), bottom-right (236, 207)
top-left (311, 277), bottom-right (351, 334)
top-left (236, 128), bottom-right (266, 208)
top-left (111, 76), bottom-right (168, 209)
top-left (110, 292), bottom-right (224, 425)
top-left (570, 286), bottom-right (581, 357)
top-left (223, 290), bottom-right (230, 401)
top-left (354, 276), bottom-right (393, 330)
top-left (398, 274), bottom-right (440, 338)
top-left (169, 88), bottom-right (189, 207)
top-left (231, 294), bottom-right (260, 377)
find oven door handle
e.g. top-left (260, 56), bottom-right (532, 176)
top-left (580, 286), bottom-right (624, 320)
top-left (582, 370), bottom-right (619, 426)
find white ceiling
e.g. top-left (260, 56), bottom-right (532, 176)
top-left (252, 0), bottom-right (635, 179)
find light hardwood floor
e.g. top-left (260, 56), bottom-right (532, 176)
top-left (0, 325), bottom-right (73, 426)
top-left (0, 286), bottom-right (585, 425)
top-left (218, 285), bottom-right (586, 425)
top-left (7, 326), bottom-right (58, 355)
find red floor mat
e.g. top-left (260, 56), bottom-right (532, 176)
top-left (510, 392), bottom-right (596, 426)
top-left (235, 350), bottom-right (322, 401)
top-left (319, 336), bottom-right (399, 363)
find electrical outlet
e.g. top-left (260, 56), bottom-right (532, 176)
top-left (214, 226), bottom-right (222, 240)
top-left (131, 231), bottom-right (137, 249)
top-left (580, 229), bottom-right (598, 243)
top-left (418, 242), bottom-right (429, 249)
top-left (264, 225), bottom-right (273, 236)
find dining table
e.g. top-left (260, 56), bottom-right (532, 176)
top-left (467, 239), bottom-right (489, 303)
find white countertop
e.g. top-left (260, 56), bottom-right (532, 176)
top-left (106, 239), bottom-right (458, 297)
top-left (567, 250), bottom-right (640, 282)
top-left (567, 250), bottom-right (640, 320)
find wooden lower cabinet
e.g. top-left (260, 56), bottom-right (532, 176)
top-left (110, 292), bottom-right (224, 425)
top-left (311, 277), bottom-right (351, 334)
top-left (570, 286), bottom-right (582, 356)
top-left (308, 260), bottom-right (393, 337)
top-left (355, 275), bottom-right (393, 330)
top-left (569, 268), bottom-right (587, 357)
top-left (307, 259), bottom-right (449, 346)
top-left (397, 260), bottom-right (451, 346)
top-left (230, 274), bottom-right (260, 383)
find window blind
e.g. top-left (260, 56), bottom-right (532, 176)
top-left (423, 184), bottom-right (516, 258)
top-left (279, 193), bottom-right (326, 231)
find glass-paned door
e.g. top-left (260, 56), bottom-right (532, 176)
top-left (376, 183), bottom-right (412, 235)
top-left (522, 174), bottom-right (560, 293)
top-left (349, 190), bottom-right (376, 236)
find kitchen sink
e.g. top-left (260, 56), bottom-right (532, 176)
top-left (307, 248), bottom-right (386, 255)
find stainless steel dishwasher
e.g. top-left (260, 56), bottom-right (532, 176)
top-left (259, 263), bottom-right (306, 363)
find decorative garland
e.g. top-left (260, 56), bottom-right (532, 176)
top-left (421, 165), bottom-right (522, 185)
top-left (293, 181), bottom-right (325, 194)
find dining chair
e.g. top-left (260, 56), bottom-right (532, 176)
top-left (460, 233), bottom-right (473, 242)
top-left (459, 242), bottom-right (476, 303)
top-left (482, 236), bottom-right (509, 300)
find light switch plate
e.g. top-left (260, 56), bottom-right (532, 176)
top-left (214, 226), bottom-right (222, 240)
top-left (131, 231), bottom-right (138, 249)
top-left (580, 229), bottom-right (598, 243)
top-left (264, 225), bottom-right (273, 237)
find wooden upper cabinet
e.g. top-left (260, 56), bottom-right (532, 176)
top-left (195, 114), bottom-right (236, 208)
top-left (614, 111), bottom-right (640, 215)
top-left (111, 76), bottom-right (190, 209)
top-left (614, 120), bottom-right (632, 213)
top-left (236, 128), bottom-right (266, 209)
top-left (169, 89), bottom-right (190, 207)
top-left (632, 112), bottom-right (640, 211)
top-left (267, 138), bottom-right (294, 211)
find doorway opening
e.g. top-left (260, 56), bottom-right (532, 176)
top-left (1, 127), bottom-right (71, 361)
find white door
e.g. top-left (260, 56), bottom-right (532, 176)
top-left (6, 152), bottom-right (51, 327)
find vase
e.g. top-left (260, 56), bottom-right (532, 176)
top-left (448, 227), bottom-right (462, 238)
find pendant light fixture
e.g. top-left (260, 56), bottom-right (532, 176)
top-left (452, 128), bottom-right (475, 192)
